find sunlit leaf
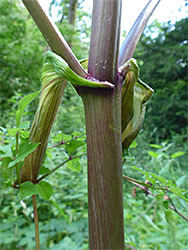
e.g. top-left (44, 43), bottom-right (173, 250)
top-left (8, 141), bottom-right (40, 168)
top-left (148, 151), bottom-right (159, 158)
top-left (0, 145), bottom-right (13, 158)
top-left (19, 130), bottom-right (30, 139)
top-left (16, 90), bottom-right (40, 127)
top-left (67, 158), bottom-right (81, 172)
top-left (149, 144), bottom-right (163, 149)
top-left (171, 151), bottom-right (185, 158)
top-left (8, 128), bottom-right (21, 137)
top-left (130, 140), bottom-right (138, 148)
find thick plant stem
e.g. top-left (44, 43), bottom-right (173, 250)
top-left (80, 82), bottom-right (124, 249)
top-left (81, 0), bottom-right (124, 248)
top-left (32, 195), bottom-right (40, 250)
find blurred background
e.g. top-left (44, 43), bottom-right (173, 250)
top-left (0, 0), bottom-right (187, 249)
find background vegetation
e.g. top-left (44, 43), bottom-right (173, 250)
top-left (0, 0), bottom-right (187, 249)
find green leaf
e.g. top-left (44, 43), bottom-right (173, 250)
top-left (38, 165), bottom-right (51, 175)
top-left (36, 181), bottom-right (53, 200)
top-left (130, 140), bottom-right (138, 148)
top-left (19, 121), bottom-right (30, 129)
top-left (0, 145), bottom-right (13, 158)
top-left (19, 130), bottom-right (30, 138)
top-left (122, 78), bottom-right (154, 149)
top-left (8, 128), bottom-right (23, 137)
top-left (170, 187), bottom-right (188, 203)
top-left (149, 144), bottom-right (163, 149)
top-left (150, 173), bottom-right (166, 184)
top-left (67, 158), bottom-right (81, 172)
top-left (148, 150), bottom-right (159, 158)
top-left (16, 90), bottom-right (40, 127)
top-left (170, 151), bottom-right (185, 158)
top-left (52, 132), bottom-right (71, 143)
top-left (2, 158), bottom-right (12, 180)
top-left (147, 177), bottom-right (156, 185)
top-left (19, 181), bottom-right (38, 198)
top-left (66, 140), bottom-right (85, 156)
top-left (8, 141), bottom-right (40, 168)
top-left (165, 210), bottom-right (174, 225)
top-left (162, 200), bottom-right (169, 209)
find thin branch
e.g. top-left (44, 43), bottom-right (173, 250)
top-left (123, 175), bottom-right (188, 222)
top-left (123, 175), bottom-right (150, 187)
top-left (37, 153), bottom-right (86, 182)
top-left (22, 0), bottom-right (86, 77)
top-left (125, 244), bottom-right (137, 250)
top-left (47, 135), bottom-right (85, 149)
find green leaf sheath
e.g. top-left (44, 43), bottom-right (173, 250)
top-left (121, 59), bottom-right (139, 133)
top-left (44, 51), bottom-right (114, 88)
top-left (17, 51), bottom-right (113, 184)
top-left (18, 59), bottom-right (66, 184)
top-left (120, 59), bottom-right (154, 149)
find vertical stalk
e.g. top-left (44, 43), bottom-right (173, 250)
top-left (88, 0), bottom-right (121, 81)
top-left (79, 0), bottom-right (124, 248)
top-left (15, 132), bottom-right (20, 184)
top-left (32, 195), bottom-right (40, 250)
top-left (80, 84), bottom-right (124, 249)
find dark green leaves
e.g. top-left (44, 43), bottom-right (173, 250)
top-left (19, 181), bottom-right (53, 200)
top-left (66, 140), bottom-right (85, 156)
top-left (36, 181), bottom-right (53, 200)
top-left (19, 181), bottom-right (38, 198)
